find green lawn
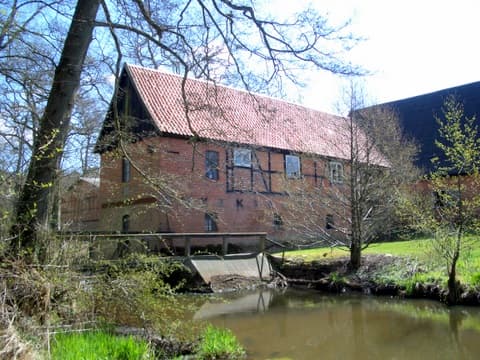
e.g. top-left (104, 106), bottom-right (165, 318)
top-left (282, 237), bottom-right (479, 262)
top-left (280, 237), bottom-right (480, 285)
top-left (363, 238), bottom-right (430, 257)
top-left (280, 238), bottom-right (430, 262)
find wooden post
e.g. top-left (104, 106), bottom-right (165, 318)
top-left (222, 236), bottom-right (229, 256)
top-left (258, 234), bottom-right (265, 253)
top-left (184, 236), bottom-right (191, 257)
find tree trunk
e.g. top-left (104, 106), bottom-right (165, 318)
top-left (11, 0), bottom-right (100, 256)
top-left (349, 239), bottom-right (362, 271)
top-left (447, 256), bottom-right (459, 305)
top-left (348, 110), bottom-right (363, 272)
top-left (446, 236), bottom-right (461, 305)
top-left (349, 210), bottom-right (363, 270)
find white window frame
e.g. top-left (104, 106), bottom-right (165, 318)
top-left (285, 154), bottom-right (301, 178)
top-left (233, 148), bottom-right (251, 168)
top-left (329, 161), bottom-right (344, 184)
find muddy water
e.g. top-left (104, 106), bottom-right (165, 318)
top-left (191, 289), bottom-right (480, 360)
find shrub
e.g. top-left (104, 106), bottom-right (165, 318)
top-left (327, 271), bottom-right (347, 291)
top-left (85, 253), bottom-right (193, 291)
top-left (89, 254), bottom-right (201, 342)
top-left (195, 325), bottom-right (246, 359)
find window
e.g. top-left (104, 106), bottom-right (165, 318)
top-left (285, 155), bottom-right (301, 178)
top-left (205, 150), bottom-right (219, 180)
top-left (122, 214), bottom-right (130, 233)
top-left (122, 157), bottom-right (131, 183)
top-left (326, 214), bottom-right (334, 230)
top-left (204, 213), bottom-right (218, 232)
top-left (329, 161), bottom-right (343, 184)
top-left (233, 148), bottom-right (251, 167)
top-left (273, 213), bottom-right (283, 229)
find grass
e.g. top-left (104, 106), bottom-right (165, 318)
top-left (281, 236), bottom-right (480, 287)
top-left (363, 238), bottom-right (430, 257)
top-left (50, 325), bottom-right (246, 360)
top-left (51, 326), bottom-right (247, 360)
top-left (282, 238), bottom-right (432, 262)
top-left (50, 330), bottom-right (152, 360)
top-left (194, 324), bottom-right (246, 359)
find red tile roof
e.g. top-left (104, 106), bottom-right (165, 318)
top-left (125, 64), bottom-right (368, 161)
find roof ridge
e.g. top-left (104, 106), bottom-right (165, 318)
top-left (124, 63), bottom-right (339, 118)
top-left (377, 80), bottom-right (480, 107)
top-left (118, 62), bottom-right (381, 162)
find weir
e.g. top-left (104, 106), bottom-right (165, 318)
top-left (184, 252), bottom-right (273, 285)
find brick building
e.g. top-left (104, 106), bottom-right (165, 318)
top-left (90, 64), bottom-right (358, 243)
top-left (60, 176), bottom-right (100, 231)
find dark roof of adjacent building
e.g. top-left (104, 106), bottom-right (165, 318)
top-left (97, 64), bottom-right (385, 164)
top-left (366, 81), bottom-right (480, 173)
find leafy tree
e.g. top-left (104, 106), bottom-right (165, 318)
top-left (8, 0), bottom-right (363, 257)
top-left (403, 96), bottom-right (480, 304)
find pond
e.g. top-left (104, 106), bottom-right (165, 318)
top-left (190, 289), bottom-right (480, 360)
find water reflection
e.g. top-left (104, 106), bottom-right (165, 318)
top-left (192, 289), bottom-right (480, 360)
top-left (194, 290), bottom-right (274, 320)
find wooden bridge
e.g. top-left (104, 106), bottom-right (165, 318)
top-left (71, 231), bottom-right (286, 288)
top-left (80, 231), bottom-right (283, 256)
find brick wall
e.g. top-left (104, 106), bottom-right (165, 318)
top-left (98, 136), bottom-right (346, 242)
top-left (61, 179), bottom-right (100, 231)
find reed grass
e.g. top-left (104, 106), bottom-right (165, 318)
top-left (50, 330), bottom-right (152, 360)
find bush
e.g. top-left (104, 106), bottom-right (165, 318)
top-left (89, 254), bottom-right (201, 342)
top-left (195, 325), bottom-right (246, 359)
top-left (84, 253), bottom-right (194, 291)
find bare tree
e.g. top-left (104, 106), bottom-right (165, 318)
top-left (0, 1), bottom-right (68, 243)
top-left (11, 0), bottom-right (101, 255)
top-left (281, 83), bottom-right (418, 270)
top-left (64, 94), bottom-right (104, 173)
top-left (0, 2), bottom-right (108, 180)
top-left (9, 0), bottom-right (363, 257)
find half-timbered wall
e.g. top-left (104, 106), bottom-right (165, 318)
top-left (98, 135), bottom-right (344, 241)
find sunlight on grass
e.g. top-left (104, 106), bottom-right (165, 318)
top-left (280, 237), bottom-right (480, 285)
top-left (282, 237), bottom-right (477, 262)
top-left (280, 246), bottom-right (348, 262)
top-left (51, 330), bottom-right (152, 360)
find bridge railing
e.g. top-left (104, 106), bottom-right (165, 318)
top-left (66, 232), bottom-right (269, 257)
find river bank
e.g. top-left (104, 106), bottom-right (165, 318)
top-left (272, 254), bottom-right (480, 306)
top-left (3, 249), bottom-right (479, 359)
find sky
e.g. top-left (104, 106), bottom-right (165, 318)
top-left (279, 0), bottom-right (480, 114)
